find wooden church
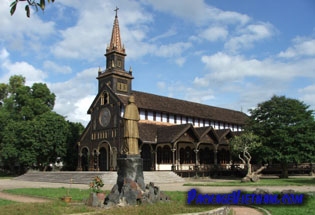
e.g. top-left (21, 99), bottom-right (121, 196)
top-left (77, 10), bottom-right (248, 172)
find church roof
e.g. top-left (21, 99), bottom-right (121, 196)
top-left (138, 121), bottom-right (235, 145)
top-left (117, 91), bottom-right (248, 125)
top-left (157, 124), bottom-right (197, 143)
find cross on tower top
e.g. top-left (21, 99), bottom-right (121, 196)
top-left (114, 7), bottom-right (119, 17)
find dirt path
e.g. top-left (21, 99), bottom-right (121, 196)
top-left (0, 191), bottom-right (50, 203)
top-left (230, 206), bottom-right (266, 215)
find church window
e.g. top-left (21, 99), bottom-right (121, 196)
top-left (101, 92), bottom-right (109, 105)
top-left (140, 109), bottom-right (146, 120)
top-left (169, 114), bottom-right (174, 124)
top-left (145, 110), bottom-right (148, 120)
top-left (162, 113), bottom-right (168, 122)
top-left (182, 116), bottom-right (187, 124)
top-left (156, 112), bottom-right (161, 122)
top-left (218, 148), bottom-right (230, 164)
top-left (148, 111), bottom-right (153, 121)
top-left (153, 112), bottom-right (156, 121)
top-left (180, 146), bottom-right (194, 164)
top-left (194, 118), bottom-right (199, 127)
top-left (157, 145), bottom-right (172, 164)
top-left (199, 147), bottom-right (212, 164)
top-left (177, 115), bottom-right (182, 124)
top-left (188, 117), bottom-right (193, 124)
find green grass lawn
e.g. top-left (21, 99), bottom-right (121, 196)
top-left (1, 186), bottom-right (315, 215)
top-left (0, 199), bottom-right (15, 206)
top-left (184, 177), bottom-right (315, 187)
top-left (4, 187), bottom-right (91, 201)
top-left (260, 193), bottom-right (315, 215)
top-left (1, 188), bottom-right (218, 215)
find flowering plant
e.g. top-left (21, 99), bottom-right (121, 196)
top-left (89, 176), bottom-right (104, 193)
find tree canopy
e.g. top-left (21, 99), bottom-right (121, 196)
top-left (248, 95), bottom-right (315, 178)
top-left (0, 75), bottom-right (82, 172)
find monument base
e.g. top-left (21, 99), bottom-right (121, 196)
top-left (104, 155), bottom-right (169, 206)
top-left (116, 155), bottom-right (145, 192)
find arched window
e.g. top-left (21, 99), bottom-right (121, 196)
top-left (157, 147), bottom-right (162, 164)
top-left (199, 147), bottom-right (212, 164)
top-left (81, 148), bottom-right (89, 171)
top-left (180, 146), bottom-right (194, 164)
top-left (157, 145), bottom-right (172, 164)
top-left (101, 92), bottom-right (109, 105)
top-left (218, 149), bottom-right (230, 164)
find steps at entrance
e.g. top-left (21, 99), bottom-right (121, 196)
top-left (14, 171), bottom-right (185, 185)
top-left (144, 171), bottom-right (185, 184)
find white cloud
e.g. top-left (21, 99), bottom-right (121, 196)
top-left (193, 51), bottom-right (315, 112)
top-left (199, 26), bottom-right (228, 42)
top-left (155, 42), bottom-right (192, 58)
top-left (278, 37), bottom-right (315, 58)
top-left (175, 57), bottom-right (186, 67)
top-left (199, 52), bottom-right (315, 83)
top-left (51, 0), bottom-right (153, 61)
top-left (49, 67), bottom-right (98, 125)
top-left (224, 22), bottom-right (275, 52)
top-left (150, 28), bottom-right (177, 42)
top-left (156, 81), bottom-right (166, 90)
top-left (0, 48), bottom-right (47, 85)
top-left (142, 0), bottom-right (249, 25)
top-left (43, 60), bottom-right (72, 74)
top-left (0, 1), bottom-right (55, 52)
top-left (299, 85), bottom-right (315, 110)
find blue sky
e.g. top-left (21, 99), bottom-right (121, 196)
top-left (1, 0), bottom-right (315, 126)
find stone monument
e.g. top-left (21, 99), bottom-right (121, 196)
top-left (104, 95), bottom-right (167, 206)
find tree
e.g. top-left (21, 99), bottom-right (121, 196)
top-left (0, 75), bottom-right (69, 173)
top-left (32, 112), bottom-right (69, 171)
top-left (63, 121), bottom-right (84, 170)
top-left (10, 0), bottom-right (55, 18)
top-left (230, 132), bottom-right (267, 182)
top-left (248, 95), bottom-right (315, 178)
top-left (1, 76), bottom-right (55, 121)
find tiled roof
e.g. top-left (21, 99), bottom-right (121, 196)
top-left (138, 121), bottom-right (234, 145)
top-left (157, 124), bottom-right (195, 143)
top-left (117, 91), bottom-right (248, 125)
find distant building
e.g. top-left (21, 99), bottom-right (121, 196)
top-left (77, 11), bottom-right (248, 172)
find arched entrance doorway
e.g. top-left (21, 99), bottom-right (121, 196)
top-left (99, 147), bottom-right (108, 171)
top-left (81, 147), bottom-right (89, 171)
top-left (141, 144), bottom-right (152, 171)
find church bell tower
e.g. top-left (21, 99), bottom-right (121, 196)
top-left (97, 7), bottom-right (133, 95)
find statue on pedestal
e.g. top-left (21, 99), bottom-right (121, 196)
top-left (122, 95), bottom-right (140, 155)
top-left (104, 96), bottom-right (169, 206)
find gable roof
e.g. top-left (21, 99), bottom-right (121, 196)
top-left (117, 91), bottom-right (248, 125)
top-left (157, 124), bottom-right (199, 143)
top-left (216, 129), bottom-right (234, 141)
top-left (195, 126), bottom-right (219, 143)
top-left (87, 85), bottom-right (121, 114)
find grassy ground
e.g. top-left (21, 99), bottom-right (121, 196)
top-left (0, 199), bottom-right (15, 206)
top-left (260, 193), bottom-right (315, 215)
top-left (184, 177), bottom-right (315, 186)
top-left (1, 178), bottom-right (315, 215)
top-left (4, 187), bottom-right (91, 201)
top-left (1, 188), bottom-right (218, 215)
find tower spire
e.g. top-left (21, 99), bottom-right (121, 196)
top-left (100, 7), bottom-right (133, 95)
top-left (107, 7), bottom-right (125, 54)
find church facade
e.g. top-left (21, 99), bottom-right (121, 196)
top-left (77, 11), bottom-right (248, 172)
